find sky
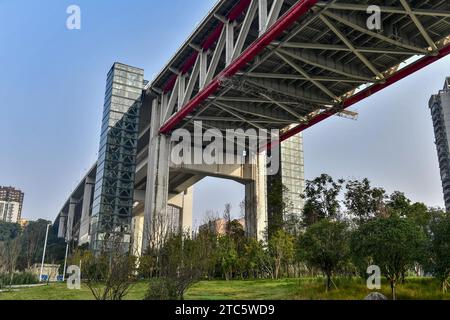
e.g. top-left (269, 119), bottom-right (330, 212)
top-left (0, 0), bottom-right (448, 223)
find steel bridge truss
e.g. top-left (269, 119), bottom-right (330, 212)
top-left (145, 0), bottom-right (450, 142)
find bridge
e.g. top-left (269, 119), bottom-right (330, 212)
top-left (55, 0), bottom-right (450, 254)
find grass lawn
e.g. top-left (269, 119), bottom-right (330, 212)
top-left (0, 278), bottom-right (448, 300)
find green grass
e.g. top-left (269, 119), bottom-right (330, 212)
top-left (0, 278), bottom-right (448, 300)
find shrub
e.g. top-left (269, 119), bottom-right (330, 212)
top-left (145, 278), bottom-right (178, 300)
top-left (0, 272), bottom-right (39, 288)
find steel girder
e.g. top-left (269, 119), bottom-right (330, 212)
top-left (143, 0), bottom-right (450, 142)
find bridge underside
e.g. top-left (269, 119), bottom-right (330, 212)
top-left (148, 0), bottom-right (450, 140)
top-left (55, 0), bottom-right (450, 255)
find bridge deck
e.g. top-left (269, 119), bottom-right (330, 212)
top-left (144, 0), bottom-right (450, 140)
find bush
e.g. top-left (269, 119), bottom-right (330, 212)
top-left (0, 272), bottom-right (39, 288)
top-left (144, 278), bottom-right (178, 300)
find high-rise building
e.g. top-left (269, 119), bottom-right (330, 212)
top-left (281, 133), bottom-right (305, 216)
top-left (267, 132), bottom-right (305, 232)
top-left (90, 63), bottom-right (145, 252)
top-left (0, 186), bottom-right (24, 223)
top-left (429, 77), bottom-right (450, 211)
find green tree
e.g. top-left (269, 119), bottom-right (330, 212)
top-left (217, 235), bottom-right (238, 280)
top-left (0, 221), bottom-right (20, 241)
top-left (267, 179), bottom-right (291, 237)
top-left (405, 203), bottom-right (433, 233)
top-left (301, 174), bottom-right (344, 227)
top-left (386, 191), bottom-right (411, 217)
top-left (344, 178), bottom-right (386, 224)
top-left (242, 238), bottom-right (271, 279)
top-left (427, 214), bottom-right (450, 293)
top-left (350, 216), bottom-right (426, 300)
top-left (298, 220), bottom-right (350, 291)
top-left (19, 219), bottom-right (50, 269)
top-left (146, 232), bottom-right (213, 300)
top-left (268, 230), bottom-right (294, 279)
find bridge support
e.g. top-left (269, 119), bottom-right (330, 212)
top-left (168, 187), bottom-right (194, 233)
top-left (66, 197), bottom-right (77, 242)
top-left (58, 212), bottom-right (67, 239)
top-left (142, 98), bottom-right (171, 251)
top-left (245, 152), bottom-right (268, 241)
top-left (79, 177), bottom-right (94, 245)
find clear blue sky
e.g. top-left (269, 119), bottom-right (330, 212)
top-left (0, 0), bottom-right (448, 222)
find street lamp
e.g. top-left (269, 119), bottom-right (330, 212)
top-left (62, 241), bottom-right (69, 281)
top-left (39, 223), bottom-right (52, 282)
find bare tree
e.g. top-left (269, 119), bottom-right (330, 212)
top-left (83, 234), bottom-right (137, 300)
top-left (0, 238), bottom-right (22, 286)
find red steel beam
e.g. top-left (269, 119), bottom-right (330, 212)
top-left (160, 0), bottom-right (319, 133)
top-left (163, 0), bottom-right (252, 93)
top-left (280, 43), bottom-right (450, 142)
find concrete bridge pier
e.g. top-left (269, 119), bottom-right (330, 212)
top-left (79, 177), bottom-right (94, 245)
top-left (244, 151), bottom-right (268, 242)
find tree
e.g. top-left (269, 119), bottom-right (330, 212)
top-left (427, 214), bottom-right (450, 293)
top-left (217, 235), bottom-right (238, 280)
top-left (0, 221), bottom-right (20, 241)
top-left (301, 174), bottom-right (344, 227)
top-left (404, 202), bottom-right (432, 233)
top-left (351, 216), bottom-right (426, 300)
top-left (344, 178), bottom-right (386, 224)
top-left (242, 238), bottom-right (271, 279)
top-left (298, 220), bottom-right (350, 291)
top-left (386, 191), bottom-right (411, 217)
top-left (19, 220), bottom-right (49, 269)
top-left (268, 230), bottom-right (294, 279)
top-left (0, 238), bottom-right (22, 286)
top-left (83, 235), bottom-right (137, 300)
top-left (267, 179), bottom-right (291, 237)
top-left (146, 231), bottom-right (213, 300)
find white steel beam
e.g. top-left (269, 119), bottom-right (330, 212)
top-left (205, 27), bottom-right (226, 85)
top-left (399, 0), bottom-right (439, 52)
top-left (276, 51), bottom-right (340, 101)
top-left (259, 92), bottom-right (306, 121)
top-left (316, 2), bottom-right (450, 18)
top-left (266, 0), bottom-right (285, 30)
top-left (225, 21), bottom-right (235, 65)
top-left (180, 55), bottom-right (201, 108)
top-left (213, 102), bottom-right (265, 130)
top-left (258, 0), bottom-right (268, 36)
top-left (244, 72), bottom-right (365, 83)
top-left (274, 42), bottom-right (419, 55)
top-left (278, 48), bottom-right (374, 81)
top-left (199, 50), bottom-right (208, 89)
top-left (319, 14), bottom-right (384, 80)
top-left (323, 11), bottom-right (429, 54)
top-left (232, 0), bottom-right (258, 61)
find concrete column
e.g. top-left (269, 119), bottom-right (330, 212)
top-left (142, 98), bottom-right (171, 250)
top-left (180, 187), bottom-right (194, 233)
top-left (131, 214), bottom-right (144, 256)
top-left (66, 198), bottom-right (77, 242)
top-left (58, 214), bottom-right (67, 238)
top-left (245, 152), bottom-right (268, 241)
top-left (79, 177), bottom-right (95, 245)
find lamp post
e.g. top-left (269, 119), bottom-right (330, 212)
top-left (39, 223), bottom-right (52, 282)
top-left (62, 241), bottom-right (69, 281)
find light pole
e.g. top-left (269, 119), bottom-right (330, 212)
top-left (39, 223), bottom-right (52, 282)
top-left (62, 241), bottom-right (69, 281)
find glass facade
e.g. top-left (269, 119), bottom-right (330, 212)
top-left (429, 78), bottom-right (450, 211)
top-left (90, 63), bottom-right (145, 252)
top-left (267, 132), bottom-right (305, 232)
top-left (281, 133), bottom-right (305, 216)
